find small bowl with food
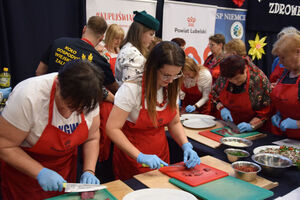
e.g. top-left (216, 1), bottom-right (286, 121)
top-left (220, 137), bottom-right (253, 149)
top-left (224, 148), bottom-right (250, 162)
top-left (251, 153), bottom-right (293, 176)
top-left (232, 161), bottom-right (261, 182)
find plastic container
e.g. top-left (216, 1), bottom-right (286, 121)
top-left (0, 67), bottom-right (11, 88)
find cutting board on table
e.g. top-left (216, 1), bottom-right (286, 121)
top-left (198, 130), bottom-right (223, 142)
top-left (159, 162), bottom-right (228, 187)
top-left (46, 188), bottom-right (117, 200)
top-left (170, 176), bottom-right (274, 200)
top-left (211, 127), bottom-right (261, 138)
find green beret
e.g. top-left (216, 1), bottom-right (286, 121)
top-left (133, 10), bottom-right (160, 31)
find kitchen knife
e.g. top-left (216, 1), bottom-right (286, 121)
top-left (63, 183), bottom-right (107, 192)
top-left (142, 164), bottom-right (184, 168)
top-left (225, 120), bottom-right (240, 134)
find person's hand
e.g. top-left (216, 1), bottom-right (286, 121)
top-left (220, 108), bottom-right (233, 122)
top-left (280, 118), bottom-right (299, 131)
top-left (80, 171), bottom-right (100, 184)
top-left (37, 168), bottom-right (66, 192)
top-left (182, 142), bottom-right (201, 168)
top-left (0, 87), bottom-right (12, 99)
top-left (185, 105), bottom-right (196, 113)
top-left (237, 122), bottom-right (253, 133)
top-left (137, 152), bottom-right (168, 169)
top-left (271, 112), bottom-right (281, 128)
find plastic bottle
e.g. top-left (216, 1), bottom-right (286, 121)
top-left (0, 67), bottom-right (11, 88)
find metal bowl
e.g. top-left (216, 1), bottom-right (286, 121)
top-left (220, 137), bottom-right (253, 148)
top-left (224, 148), bottom-right (250, 162)
top-left (232, 161), bottom-right (261, 182)
top-left (251, 153), bottom-right (293, 176)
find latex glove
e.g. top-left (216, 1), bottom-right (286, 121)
top-left (271, 112), bottom-right (281, 128)
top-left (137, 152), bottom-right (168, 169)
top-left (185, 105), bottom-right (196, 113)
top-left (80, 171), bottom-right (100, 184)
top-left (237, 122), bottom-right (253, 133)
top-left (182, 142), bottom-right (201, 168)
top-left (0, 87), bottom-right (12, 99)
top-left (37, 168), bottom-right (66, 192)
top-left (280, 118), bottom-right (299, 132)
top-left (220, 107), bottom-right (233, 122)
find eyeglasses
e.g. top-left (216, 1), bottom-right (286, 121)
top-left (159, 69), bottom-right (183, 81)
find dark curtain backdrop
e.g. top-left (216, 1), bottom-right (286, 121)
top-left (0, 0), bottom-right (86, 87)
top-left (1, 0), bottom-right (299, 86)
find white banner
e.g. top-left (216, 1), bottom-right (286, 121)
top-left (86, 0), bottom-right (157, 34)
top-left (162, 1), bottom-right (217, 65)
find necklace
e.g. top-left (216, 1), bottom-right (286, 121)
top-left (156, 87), bottom-right (167, 108)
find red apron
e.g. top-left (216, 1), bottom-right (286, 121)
top-left (270, 73), bottom-right (300, 139)
top-left (99, 101), bottom-right (113, 161)
top-left (204, 55), bottom-right (221, 84)
top-left (1, 79), bottom-right (89, 200)
top-left (113, 86), bottom-right (177, 180)
top-left (109, 57), bottom-right (117, 76)
top-left (181, 84), bottom-right (211, 114)
top-left (219, 67), bottom-right (256, 124)
top-left (269, 63), bottom-right (285, 83)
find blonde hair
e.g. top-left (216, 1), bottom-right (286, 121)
top-left (121, 21), bottom-right (152, 57)
top-left (224, 39), bottom-right (247, 56)
top-left (272, 33), bottom-right (300, 56)
top-left (104, 24), bottom-right (124, 52)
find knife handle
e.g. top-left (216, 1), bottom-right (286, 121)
top-left (142, 163), bottom-right (164, 168)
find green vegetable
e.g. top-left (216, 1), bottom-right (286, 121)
top-left (228, 151), bottom-right (247, 156)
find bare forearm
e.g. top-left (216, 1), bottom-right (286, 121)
top-left (82, 139), bottom-right (99, 172)
top-left (0, 147), bottom-right (43, 179)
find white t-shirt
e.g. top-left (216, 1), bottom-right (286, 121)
top-left (2, 73), bottom-right (99, 148)
top-left (180, 68), bottom-right (212, 108)
top-left (115, 42), bottom-right (146, 86)
top-left (114, 82), bottom-right (168, 123)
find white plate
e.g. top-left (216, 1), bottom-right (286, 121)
top-left (180, 114), bottom-right (215, 121)
top-left (182, 118), bottom-right (216, 129)
top-left (122, 188), bottom-right (197, 200)
top-left (253, 145), bottom-right (280, 154)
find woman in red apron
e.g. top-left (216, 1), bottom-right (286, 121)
top-left (203, 34), bottom-right (225, 84)
top-left (106, 42), bottom-right (200, 180)
top-left (180, 57), bottom-right (212, 115)
top-left (212, 55), bottom-right (271, 133)
top-left (0, 60), bottom-right (103, 199)
top-left (95, 24), bottom-right (124, 76)
top-left (270, 33), bottom-right (300, 139)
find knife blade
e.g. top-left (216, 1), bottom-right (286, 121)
top-left (142, 163), bottom-right (185, 168)
top-left (63, 183), bottom-right (107, 192)
top-left (225, 120), bottom-right (240, 134)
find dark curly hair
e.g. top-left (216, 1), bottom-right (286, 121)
top-left (220, 55), bottom-right (245, 78)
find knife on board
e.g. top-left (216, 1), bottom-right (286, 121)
top-left (63, 183), bottom-right (107, 192)
top-left (142, 163), bottom-right (184, 168)
top-left (217, 120), bottom-right (240, 134)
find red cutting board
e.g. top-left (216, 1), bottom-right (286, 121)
top-left (159, 162), bottom-right (228, 187)
top-left (198, 130), bottom-right (223, 143)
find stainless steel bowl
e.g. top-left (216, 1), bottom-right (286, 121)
top-left (220, 137), bottom-right (253, 148)
top-left (251, 153), bottom-right (293, 176)
top-left (224, 148), bottom-right (250, 162)
top-left (232, 161), bottom-right (261, 182)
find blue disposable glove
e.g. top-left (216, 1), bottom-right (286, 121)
top-left (185, 105), bottom-right (196, 113)
top-left (0, 87), bottom-right (12, 99)
top-left (182, 142), bottom-right (201, 168)
top-left (137, 152), bottom-right (168, 169)
top-left (220, 107), bottom-right (233, 122)
top-left (237, 122), bottom-right (253, 133)
top-left (271, 112), bottom-right (281, 128)
top-left (280, 118), bottom-right (299, 132)
top-left (37, 168), bottom-right (66, 192)
top-left (80, 171), bottom-right (100, 184)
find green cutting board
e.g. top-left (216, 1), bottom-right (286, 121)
top-left (45, 188), bottom-right (117, 200)
top-left (210, 127), bottom-right (260, 138)
top-left (170, 176), bottom-right (273, 200)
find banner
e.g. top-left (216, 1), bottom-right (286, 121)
top-left (162, 1), bottom-right (217, 65)
top-left (215, 7), bottom-right (247, 43)
top-left (247, 0), bottom-right (300, 32)
top-left (86, 0), bottom-right (157, 34)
